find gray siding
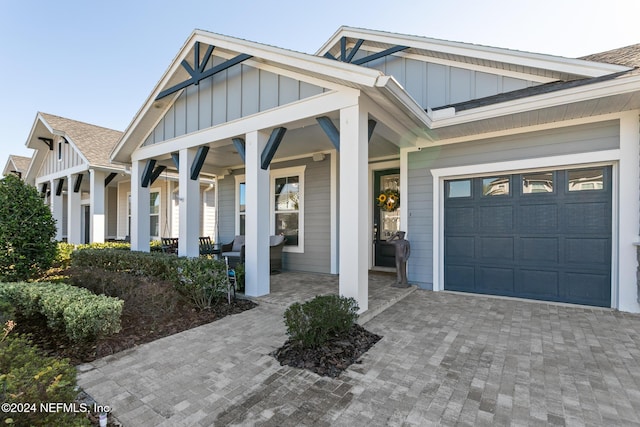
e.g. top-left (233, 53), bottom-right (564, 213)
top-left (39, 141), bottom-right (85, 177)
top-left (144, 61), bottom-right (327, 146)
top-left (407, 120), bottom-right (620, 288)
top-left (354, 50), bottom-right (534, 110)
top-left (217, 155), bottom-right (332, 274)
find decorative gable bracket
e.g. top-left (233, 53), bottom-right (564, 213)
top-left (156, 42), bottom-right (253, 100)
top-left (323, 37), bottom-right (409, 66)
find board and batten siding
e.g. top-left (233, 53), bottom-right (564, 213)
top-left (406, 120), bottom-right (621, 288)
top-left (38, 142), bottom-right (85, 177)
top-left (217, 154), bottom-right (332, 273)
top-left (144, 59), bottom-right (327, 146)
top-left (354, 50), bottom-right (535, 110)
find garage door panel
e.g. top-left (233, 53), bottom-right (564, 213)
top-left (446, 207), bottom-right (475, 231)
top-left (480, 205), bottom-right (513, 230)
top-left (446, 236), bottom-right (475, 259)
top-left (564, 273), bottom-right (611, 305)
top-left (518, 204), bottom-right (559, 232)
top-left (445, 265), bottom-right (475, 291)
top-left (517, 270), bottom-right (559, 296)
top-left (563, 272), bottom-right (610, 304)
top-left (565, 238), bottom-right (609, 266)
top-left (479, 267), bottom-right (514, 292)
top-left (480, 237), bottom-right (514, 260)
top-left (565, 202), bottom-right (610, 233)
top-left (444, 166), bottom-right (611, 307)
top-left (521, 237), bottom-right (559, 263)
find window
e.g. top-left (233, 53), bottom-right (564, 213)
top-left (522, 172), bottom-right (554, 194)
top-left (149, 191), bottom-right (160, 238)
top-left (57, 141), bottom-right (62, 161)
top-left (235, 165), bottom-right (305, 252)
top-left (127, 190), bottom-right (161, 238)
top-left (568, 168), bottom-right (604, 191)
top-left (447, 180), bottom-right (471, 198)
top-left (482, 176), bottom-right (509, 196)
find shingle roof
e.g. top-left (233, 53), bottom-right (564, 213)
top-left (39, 113), bottom-right (123, 168)
top-left (9, 155), bottom-right (31, 173)
top-left (580, 44), bottom-right (640, 68)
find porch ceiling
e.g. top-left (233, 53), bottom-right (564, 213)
top-left (151, 120), bottom-right (400, 174)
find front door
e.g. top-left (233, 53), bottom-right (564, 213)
top-left (373, 169), bottom-right (400, 267)
top-left (83, 206), bottom-right (90, 244)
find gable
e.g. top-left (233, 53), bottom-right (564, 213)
top-left (353, 49), bottom-right (537, 110)
top-left (143, 51), bottom-right (329, 147)
top-left (35, 136), bottom-right (86, 178)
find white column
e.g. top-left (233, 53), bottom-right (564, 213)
top-left (50, 179), bottom-right (63, 241)
top-left (67, 173), bottom-right (82, 244)
top-left (244, 130), bottom-right (270, 297)
top-left (178, 148), bottom-right (200, 257)
top-left (89, 169), bottom-right (106, 243)
top-left (339, 103), bottom-right (369, 313)
top-left (131, 160), bottom-right (150, 252)
top-left (617, 111), bottom-right (640, 312)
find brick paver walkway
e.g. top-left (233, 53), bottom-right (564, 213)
top-left (78, 290), bottom-right (640, 426)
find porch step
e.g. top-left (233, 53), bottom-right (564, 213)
top-left (358, 285), bottom-right (418, 325)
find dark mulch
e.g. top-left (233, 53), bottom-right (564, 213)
top-left (14, 266), bottom-right (256, 365)
top-left (271, 324), bottom-right (382, 378)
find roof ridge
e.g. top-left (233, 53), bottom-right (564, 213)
top-left (39, 112), bottom-right (123, 134)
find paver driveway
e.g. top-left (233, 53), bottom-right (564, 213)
top-left (78, 290), bottom-right (640, 426)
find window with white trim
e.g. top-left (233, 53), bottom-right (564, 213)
top-left (235, 165), bottom-right (305, 252)
top-left (127, 190), bottom-right (161, 239)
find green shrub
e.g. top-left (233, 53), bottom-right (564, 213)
top-left (284, 295), bottom-right (359, 349)
top-left (0, 330), bottom-right (90, 426)
top-left (71, 249), bottom-right (176, 280)
top-left (0, 174), bottom-right (57, 282)
top-left (0, 282), bottom-right (123, 343)
top-left (55, 242), bottom-right (131, 268)
top-left (174, 258), bottom-right (230, 310)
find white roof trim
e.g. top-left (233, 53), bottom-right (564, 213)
top-left (318, 26), bottom-right (631, 78)
top-left (428, 73), bottom-right (640, 128)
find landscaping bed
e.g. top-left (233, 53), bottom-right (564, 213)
top-left (272, 323), bottom-right (381, 377)
top-left (14, 266), bottom-right (255, 365)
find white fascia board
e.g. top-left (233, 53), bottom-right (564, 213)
top-left (429, 73), bottom-right (640, 128)
top-left (318, 27), bottom-right (630, 78)
top-left (193, 31), bottom-right (382, 86)
top-left (34, 164), bottom-right (90, 184)
top-left (375, 75), bottom-right (435, 135)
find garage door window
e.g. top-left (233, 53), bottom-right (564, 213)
top-left (568, 168), bottom-right (604, 191)
top-left (447, 180), bottom-right (471, 198)
top-left (482, 176), bottom-right (510, 196)
top-left (522, 172), bottom-right (554, 194)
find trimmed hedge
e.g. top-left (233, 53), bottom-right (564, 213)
top-left (71, 248), bottom-right (176, 280)
top-left (55, 242), bottom-right (132, 267)
top-left (0, 282), bottom-right (123, 343)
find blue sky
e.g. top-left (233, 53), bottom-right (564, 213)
top-left (1, 0), bottom-right (638, 170)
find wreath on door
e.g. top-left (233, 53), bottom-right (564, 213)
top-left (376, 189), bottom-right (400, 212)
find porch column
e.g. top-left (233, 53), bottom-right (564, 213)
top-left (618, 111), bottom-right (640, 312)
top-left (178, 148), bottom-right (200, 257)
top-left (244, 130), bottom-right (270, 297)
top-left (67, 173), bottom-right (82, 244)
top-left (89, 169), bottom-right (106, 243)
top-left (50, 179), bottom-right (63, 241)
top-left (339, 103), bottom-right (369, 312)
top-left (131, 160), bottom-right (150, 252)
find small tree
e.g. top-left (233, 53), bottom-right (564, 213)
top-left (0, 174), bottom-right (57, 281)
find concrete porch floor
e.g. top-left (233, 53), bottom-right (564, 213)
top-left (251, 270), bottom-right (417, 323)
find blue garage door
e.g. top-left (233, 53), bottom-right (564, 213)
top-left (444, 166), bottom-right (612, 307)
